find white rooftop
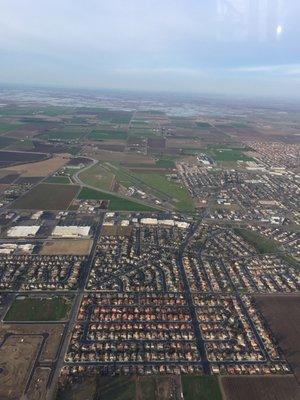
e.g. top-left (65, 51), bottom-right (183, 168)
top-left (52, 225), bottom-right (91, 238)
top-left (7, 225), bottom-right (40, 237)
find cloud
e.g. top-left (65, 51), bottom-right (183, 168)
top-left (229, 64), bottom-right (300, 75)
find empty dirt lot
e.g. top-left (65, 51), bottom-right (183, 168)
top-left (0, 323), bottom-right (65, 361)
top-left (221, 376), bottom-right (300, 400)
top-left (40, 239), bottom-right (92, 255)
top-left (0, 334), bottom-right (42, 400)
top-left (254, 294), bottom-right (300, 381)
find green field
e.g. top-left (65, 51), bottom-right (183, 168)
top-left (181, 376), bottom-right (222, 400)
top-left (88, 129), bottom-right (128, 141)
top-left (78, 187), bottom-right (158, 212)
top-left (99, 162), bottom-right (193, 212)
top-left (155, 156), bottom-right (176, 168)
top-left (135, 173), bottom-right (194, 212)
top-left (97, 377), bottom-right (136, 400)
top-left (4, 296), bottom-right (72, 321)
top-left (234, 228), bottom-right (279, 254)
top-left (207, 146), bottom-right (254, 162)
top-left (0, 122), bottom-right (23, 132)
top-left (78, 162), bottom-right (115, 190)
top-left (5, 138), bottom-right (35, 151)
top-left (38, 128), bottom-right (87, 141)
top-left (196, 121), bottom-right (211, 129)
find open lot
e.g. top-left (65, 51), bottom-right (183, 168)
top-left (182, 376), bottom-right (222, 400)
top-left (0, 333), bottom-right (42, 400)
top-left (234, 228), bottom-right (279, 254)
top-left (254, 295), bottom-right (300, 380)
top-left (0, 323), bottom-right (65, 361)
top-left (26, 367), bottom-right (51, 400)
top-left (40, 239), bottom-right (92, 255)
top-left (221, 376), bottom-right (300, 400)
top-left (11, 183), bottom-right (80, 210)
top-left (136, 376), bottom-right (182, 400)
top-left (4, 296), bottom-right (72, 321)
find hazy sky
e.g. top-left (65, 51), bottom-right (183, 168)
top-left (1, 0), bottom-right (300, 97)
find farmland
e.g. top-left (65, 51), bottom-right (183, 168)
top-left (254, 295), bottom-right (300, 380)
top-left (4, 296), bottom-right (72, 321)
top-left (88, 129), bottom-right (128, 141)
top-left (37, 127), bottom-right (89, 141)
top-left (7, 154), bottom-right (70, 177)
top-left (11, 183), bottom-right (80, 210)
top-left (46, 176), bottom-right (71, 184)
top-left (182, 376), bottom-right (222, 400)
top-left (221, 376), bottom-right (300, 400)
top-left (0, 150), bottom-right (47, 167)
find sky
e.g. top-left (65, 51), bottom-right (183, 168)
top-left (1, 0), bottom-right (300, 97)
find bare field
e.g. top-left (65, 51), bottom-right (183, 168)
top-left (254, 294), bottom-right (300, 381)
top-left (40, 239), bottom-right (92, 255)
top-left (11, 183), bottom-right (80, 210)
top-left (101, 225), bottom-right (133, 237)
top-left (221, 376), bottom-right (300, 400)
top-left (0, 334), bottom-right (42, 400)
top-left (7, 154), bottom-right (70, 177)
top-left (0, 323), bottom-right (65, 361)
top-left (26, 367), bottom-right (51, 400)
top-left (167, 138), bottom-right (204, 148)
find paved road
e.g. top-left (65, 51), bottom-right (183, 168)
top-left (176, 221), bottom-right (210, 375)
top-left (45, 213), bottom-right (104, 400)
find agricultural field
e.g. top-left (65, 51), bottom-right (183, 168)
top-left (4, 296), bottom-right (73, 321)
top-left (77, 187), bottom-right (158, 212)
top-left (7, 154), bottom-right (70, 177)
top-left (221, 376), bottom-right (300, 400)
top-left (56, 376), bottom-right (182, 400)
top-left (88, 129), bottom-right (128, 141)
top-left (0, 121), bottom-right (24, 133)
top-left (11, 183), bottom-right (80, 210)
top-left (182, 376), bottom-right (222, 400)
top-left (37, 127), bottom-right (89, 141)
top-left (254, 295), bottom-right (300, 380)
top-left (46, 176), bottom-right (71, 184)
top-left (0, 150), bottom-right (47, 167)
top-left (0, 136), bottom-right (18, 148)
